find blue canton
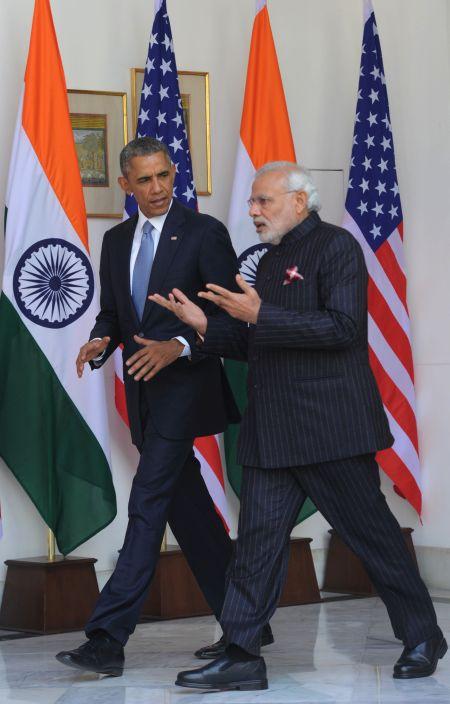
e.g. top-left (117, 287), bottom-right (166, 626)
top-left (125, 0), bottom-right (197, 218)
top-left (345, 10), bottom-right (402, 252)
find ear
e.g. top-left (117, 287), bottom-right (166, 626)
top-left (294, 190), bottom-right (308, 217)
top-left (118, 175), bottom-right (131, 195)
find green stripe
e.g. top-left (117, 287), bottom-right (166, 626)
top-left (224, 359), bottom-right (317, 525)
top-left (0, 294), bottom-right (116, 554)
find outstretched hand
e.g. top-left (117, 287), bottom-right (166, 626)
top-left (76, 336), bottom-right (110, 378)
top-left (148, 289), bottom-right (208, 335)
top-left (198, 274), bottom-right (261, 324)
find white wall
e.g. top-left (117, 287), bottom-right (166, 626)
top-left (0, 0), bottom-right (449, 592)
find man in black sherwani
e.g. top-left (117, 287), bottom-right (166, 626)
top-left (151, 161), bottom-right (446, 691)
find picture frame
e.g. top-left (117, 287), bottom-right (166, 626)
top-left (68, 90), bottom-right (128, 218)
top-left (130, 69), bottom-right (212, 196)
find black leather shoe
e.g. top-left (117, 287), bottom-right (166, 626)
top-left (393, 634), bottom-right (447, 679)
top-left (176, 653), bottom-right (268, 690)
top-left (194, 625), bottom-right (274, 659)
top-left (55, 633), bottom-right (124, 677)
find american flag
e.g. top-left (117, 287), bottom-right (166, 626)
top-left (343, 0), bottom-right (421, 514)
top-left (114, 0), bottom-right (230, 528)
top-left (124, 0), bottom-right (196, 216)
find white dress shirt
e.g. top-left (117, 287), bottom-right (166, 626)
top-left (93, 201), bottom-right (190, 359)
top-left (131, 203), bottom-right (190, 357)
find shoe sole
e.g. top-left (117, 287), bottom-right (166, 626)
top-left (393, 639), bottom-right (448, 679)
top-left (55, 654), bottom-right (123, 677)
top-left (176, 679), bottom-right (268, 691)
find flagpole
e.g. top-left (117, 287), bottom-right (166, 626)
top-left (47, 528), bottom-right (56, 562)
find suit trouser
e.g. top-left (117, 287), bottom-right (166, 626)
top-left (85, 413), bottom-right (232, 645)
top-left (221, 453), bottom-right (439, 655)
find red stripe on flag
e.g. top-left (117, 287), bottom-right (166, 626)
top-left (194, 436), bottom-right (225, 489)
top-left (377, 447), bottom-right (422, 515)
top-left (369, 349), bottom-right (419, 452)
top-left (375, 239), bottom-right (408, 311)
top-left (368, 277), bottom-right (415, 382)
top-left (114, 375), bottom-right (129, 427)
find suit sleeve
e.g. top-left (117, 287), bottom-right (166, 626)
top-left (202, 313), bottom-right (250, 361)
top-left (254, 234), bottom-right (367, 350)
top-left (89, 230), bottom-right (121, 368)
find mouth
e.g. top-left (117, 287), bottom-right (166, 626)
top-left (150, 197), bottom-right (168, 209)
top-left (253, 220), bottom-right (267, 232)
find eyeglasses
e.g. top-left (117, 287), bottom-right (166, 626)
top-left (246, 190), bottom-right (298, 209)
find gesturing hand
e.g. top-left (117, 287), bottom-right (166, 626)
top-left (148, 289), bottom-right (208, 335)
top-left (126, 336), bottom-right (184, 381)
top-left (198, 274), bottom-right (261, 324)
top-left (76, 336), bottom-right (111, 378)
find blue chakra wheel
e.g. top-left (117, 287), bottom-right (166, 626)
top-left (237, 243), bottom-right (272, 287)
top-left (13, 238), bottom-right (94, 329)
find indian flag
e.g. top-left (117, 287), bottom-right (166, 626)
top-left (0, 0), bottom-right (116, 555)
top-left (224, 0), bottom-right (315, 523)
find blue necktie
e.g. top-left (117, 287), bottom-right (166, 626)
top-left (132, 220), bottom-right (155, 320)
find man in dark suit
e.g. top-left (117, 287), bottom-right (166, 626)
top-left (151, 161), bottom-right (446, 690)
top-left (55, 137), bottom-right (264, 676)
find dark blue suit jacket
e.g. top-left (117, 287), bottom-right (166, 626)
top-left (204, 212), bottom-right (393, 468)
top-left (90, 199), bottom-right (240, 449)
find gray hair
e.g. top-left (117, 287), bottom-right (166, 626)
top-left (254, 161), bottom-right (321, 212)
top-left (120, 137), bottom-right (171, 176)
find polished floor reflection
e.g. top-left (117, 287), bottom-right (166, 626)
top-left (0, 595), bottom-right (449, 703)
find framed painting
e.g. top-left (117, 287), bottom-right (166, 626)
top-left (68, 90), bottom-right (128, 218)
top-left (130, 69), bottom-right (211, 195)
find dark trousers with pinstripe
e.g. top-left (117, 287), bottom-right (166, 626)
top-left (221, 454), bottom-right (440, 656)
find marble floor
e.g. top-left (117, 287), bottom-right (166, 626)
top-left (0, 596), bottom-right (450, 703)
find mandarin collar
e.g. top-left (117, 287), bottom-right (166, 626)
top-left (279, 210), bottom-right (321, 247)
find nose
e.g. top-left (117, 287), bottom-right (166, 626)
top-left (151, 178), bottom-right (163, 193)
top-left (249, 201), bottom-right (260, 217)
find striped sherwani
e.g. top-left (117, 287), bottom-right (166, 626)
top-left (203, 211), bottom-right (439, 655)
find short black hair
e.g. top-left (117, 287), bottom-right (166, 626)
top-left (119, 137), bottom-right (171, 176)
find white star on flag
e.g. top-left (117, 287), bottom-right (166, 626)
top-left (372, 202), bottom-right (384, 217)
top-left (142, 83), bottom-right (152, 100)
top-left (159, 85), bottom-right (169, 100)
top-left (183, 185), bottom-right (195, 202)
top-left (139, 108), bottom-right (149, 124)
top-left (375, 181), bottom-right (386, 196)
top-left (156, 110), bottom-right (167, 125)
top-left (161, 58), bottom-right (172, 75)
top-left (169, 136), bottom-right (183, 153)
top-left (172, 112), bottom-right (183, 127)
top-left (370, 224), bottom-right (382, 238)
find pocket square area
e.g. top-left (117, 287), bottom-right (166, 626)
top-left (283, 266), bottom-right (304, 286)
